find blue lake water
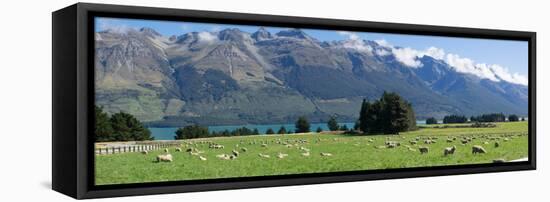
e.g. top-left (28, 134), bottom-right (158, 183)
top-left (149, 120), bottom-right (429, 140)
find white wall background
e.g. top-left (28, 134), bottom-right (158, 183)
top-left (0, 0), bottom-right (546, 201)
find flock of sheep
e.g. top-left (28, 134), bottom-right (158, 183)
top-left (143, 132), bottom-right (526, 164)
top-left (146, 138), bottom-right (331, 163)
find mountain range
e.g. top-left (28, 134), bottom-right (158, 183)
top-left (94, 27), bottom-right (528, 126)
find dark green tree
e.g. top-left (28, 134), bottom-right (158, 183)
top-left (327, 116), bottom-right (339, 131)
top-left (426, 117), bottom-right (438, 125)
top-left (110, 111), bottom-right (153, 141)
top-left (295, 116), bottom-right (311, 133)
top-left (266, 128), bottom-right (275, 134)
top-left (174, 125), bottom-right (209, 139)
top-left (253, 128), bottom-right (260, 135)
top-left (380, 92), bottom-right (411, 134)
top-left (508, 114), bottom-right (519, 122)
top-left (358, 99), bottom-right (371, 133)
top-left (95, 105), bottom-right (114, 142)
top-left (277, 126), bottom-right (287, 134)
top-left (406, 103), bottom-right (418, 131)
top-left (316, 127), bottom-right (323, 133)
top-left (340, 124), bottom-right (349, 131)
top-left (443, 115), bottom-right (468, 124)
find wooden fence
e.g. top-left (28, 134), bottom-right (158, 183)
top-left (95, 142), bottom-right (181, 155)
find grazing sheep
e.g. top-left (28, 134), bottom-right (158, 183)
top-left (175, 148), bottom-right (182, 152)
top-left (199, 156), bottom-right (207, 161)
top-left (483, 141), bottom-right (489, 145)
top-left (444, 146), bottom-right (457, 156)
top-left (261, 144), bottom-right (268, 147)
top-left (419, 147), bottom-right (429, 154)
top-left (472, 145), bottom-right (487, 154)
top-left (156, 154), bottom-right (173, 162)
top-left (493, 159), bottom-right (505, 163)
top-left (424, 140), bottom-right (433, 144)
top-left (232, 150), bottom-right (240, 157)
top-left (141, 150), bottom-right (148, 155)
top-left (386, 143), bottom-right (397, 148)
top-left (494, 142), bottom-right (500, 148)
top-left (409, 140), bottom-right (418, 145)
top-left (241, 147), bottom-right (248, 152)
top-left (164, 148), bottom-right (169, 153)
top-left (461, 139), bottom-right (468, 144)
top-left (320, 152), bottom-right (333, 157)
top-left (216, 154), bottom-right (230, 160)
top-left (186, 148), bottom-right (193, 152)
top-left (301, 152), bottom-right (310, 157)
top-left (446, 139), bottom-right (453, 143)
top-left (504, 138), bottom-right (510, 142)
top-left (258, 153), bottom-right (270, 158)
top-left (209, 144), bottom-right (225, 149)
top-left (277, 152), bottom-right (288, 159)
top-left (229, 155), bottom-right (237, 160)
top-left (368, 139), bottom-right (374, 143)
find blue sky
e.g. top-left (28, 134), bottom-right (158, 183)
top-left (96, 17), bottom-right (528, 82)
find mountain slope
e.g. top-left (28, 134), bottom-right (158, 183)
top-left (94, 27), bottom-right (528, 125)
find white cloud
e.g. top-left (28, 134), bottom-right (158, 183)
top-left (337, 31), bottom-right (373, 53)
top-left (422, 47), bottom-right (446, 60)
top-left (373, 38), bottom-right (527, 85)
top-left (392, 47), bottom-right (423, 68)
top-left (197, 32), bottom-right (218, 43)
top-left (487, 64), bottom-right (528, 85)
top-left (375, 49), bottom-right (391, 56)
top-left (97, 18), bottom-right (135, 34)
top-left (445, 54), bottom-right (500, 82)
top-left (374, 39), bottom-right (393, 48)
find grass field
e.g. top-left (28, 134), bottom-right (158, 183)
top-left (95, 121), bottom-right (529, 185)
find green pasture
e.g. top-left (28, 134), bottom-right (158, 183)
top-left (95, 121), bottom-right (528, 185)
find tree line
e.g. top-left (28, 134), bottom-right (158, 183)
top-left (175, 124), bottom-right (299, 139)
top-left (95, 105), bottom-right (153, 142)
top-left (424, 113), bottom-right (524, 124)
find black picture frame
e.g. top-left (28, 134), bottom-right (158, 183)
top-left (52, 3), bottom-right (536, 199)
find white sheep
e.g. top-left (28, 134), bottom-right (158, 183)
top-left (258, 153), bottom-right (270, 158)
top-left (320, 152), bottom-right (333, 157)
top-left (156, 154), bottom-right (173, 162)
top-left (419, 146), bottom-right (429, 154)
top-left (277, 152), bottom-right (288, 159)
top-left (199, 156), bottom-right (207, 161)
top-left (472, 145), bottom-right (487, 154)
top-left (141, 150), bottom-right (148, 155)
top-left (444, 145), bottom-right (456, 156)
top-left (241, 147), bottom-right (248, 152)
top-left (175, 148), bottom-right (182, 152)
top-left (301, 152), bottom-right (310, 157)
top-left (232, 150), bottom-right (240, 157)
top-left (216, 154), bottom-right (230, 160)
top-left (164, 148), bottom-right (169, 153)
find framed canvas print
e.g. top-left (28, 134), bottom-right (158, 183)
top-left (52, 3), bottom-right (536, 199)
